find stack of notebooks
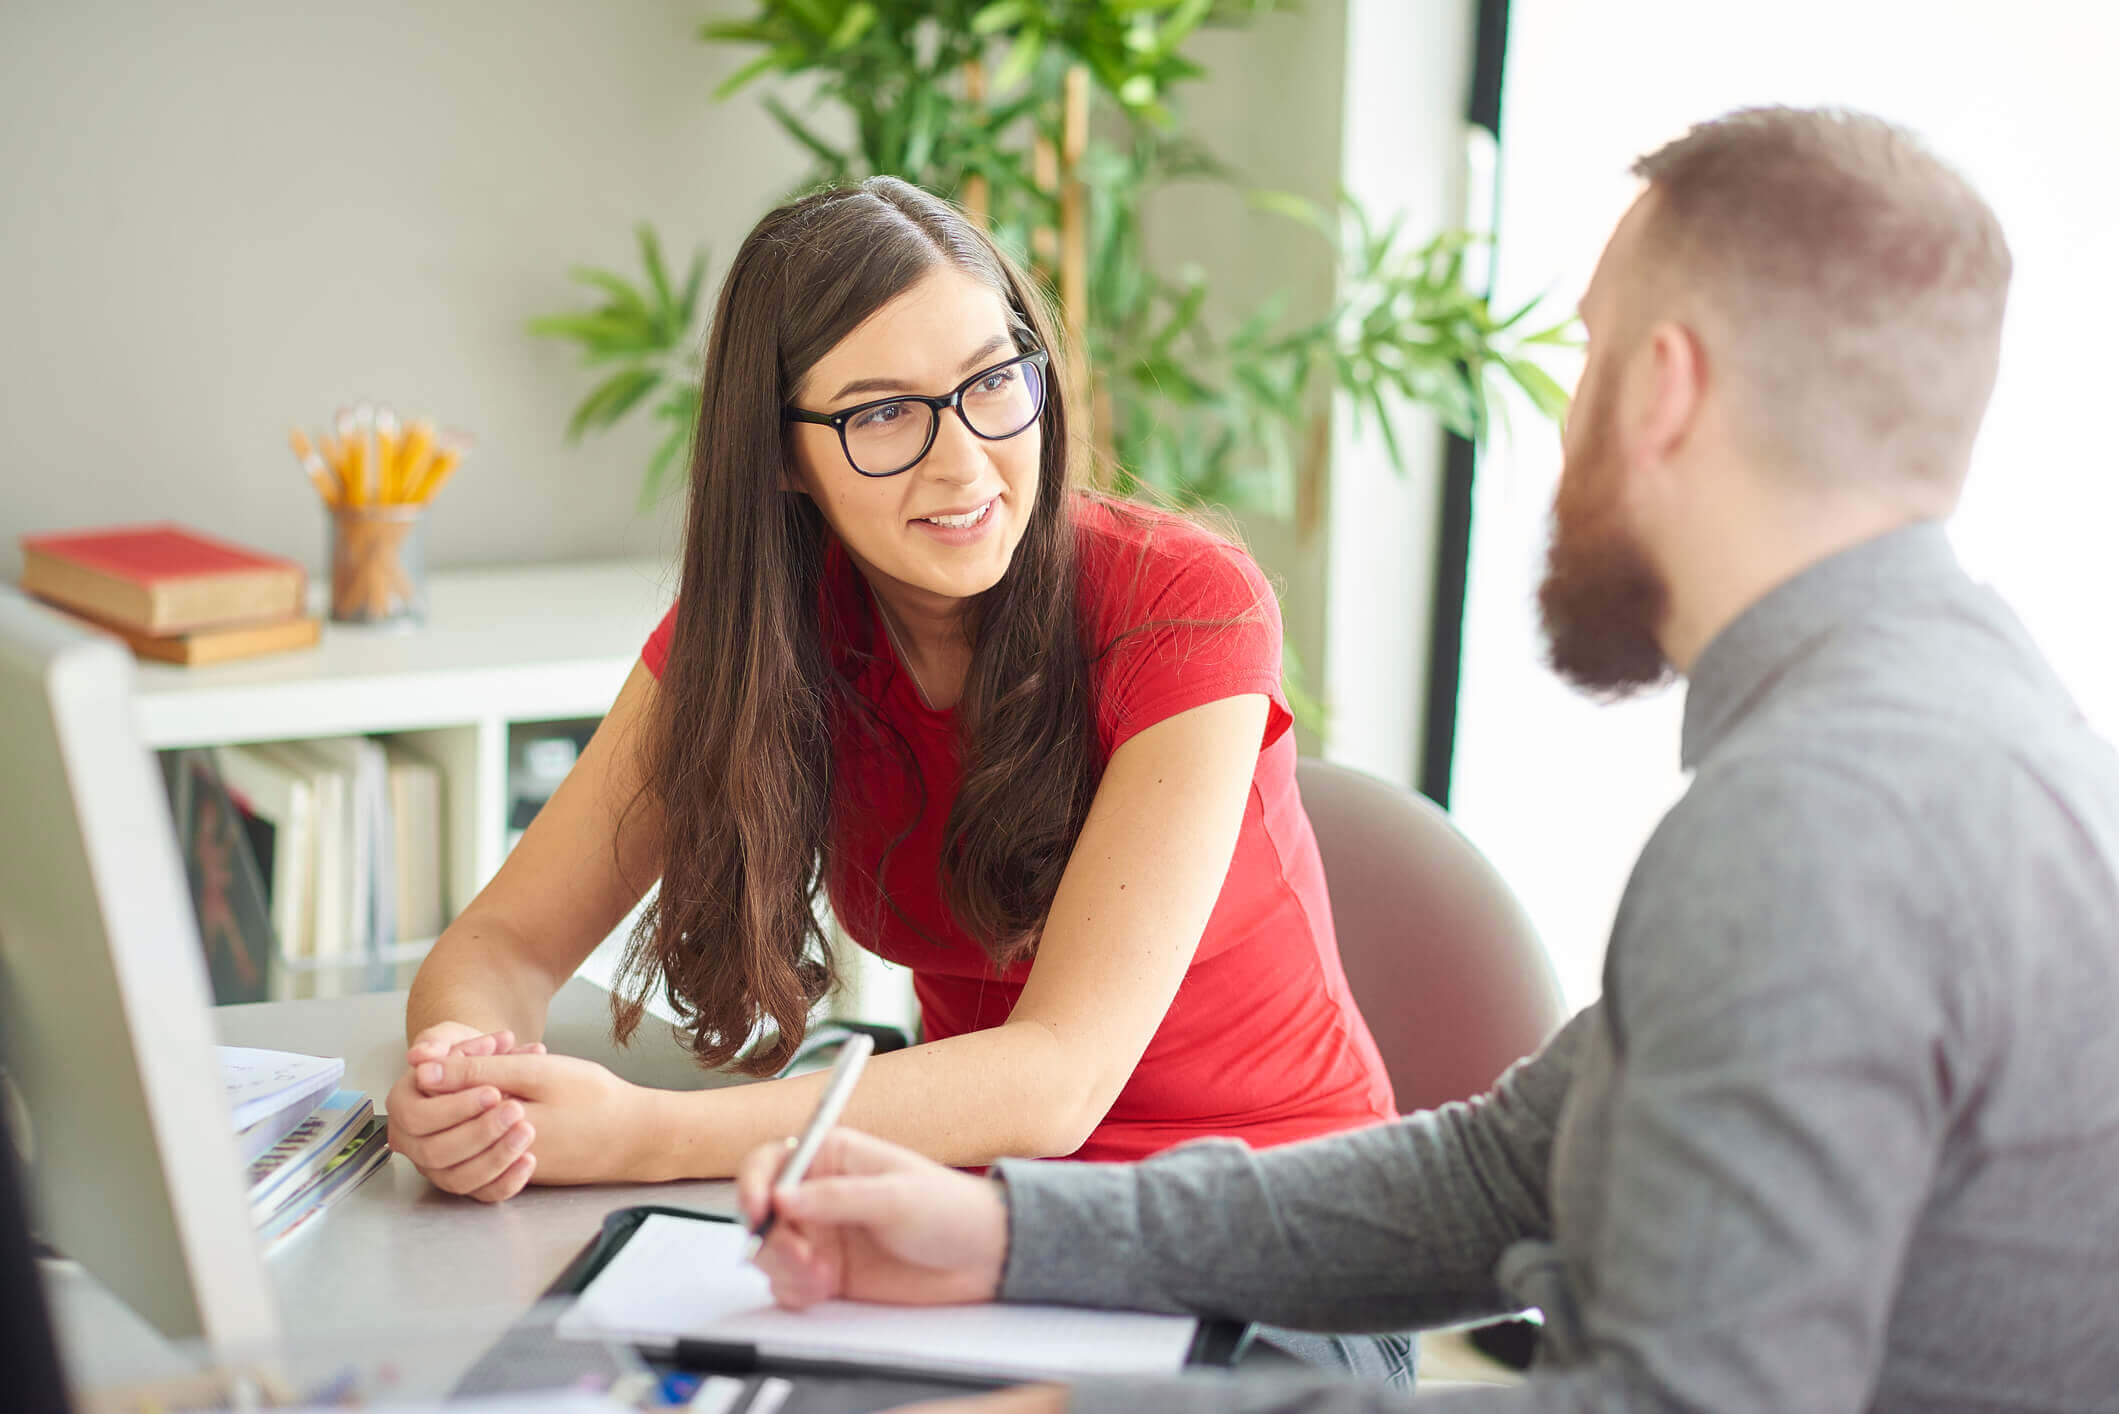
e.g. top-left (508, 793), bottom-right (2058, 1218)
top-left (20, 522), bottom-right (319, 665)
top-left (223, 1046), bottom-right (389, 1246)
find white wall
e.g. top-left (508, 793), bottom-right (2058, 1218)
top-left (1138, 0), bottom-right (1478, 774)
top-left (0, 1), bottom-right (799, 582)
top-left (1137, 2), bottom-right (1348, 754)
top-left (1453, 0), bottom-right (2119, 1005)
top-left (0, 2), bottom-right (1479, 781)
top-left (1323, 0), bottom-right (1475, 786)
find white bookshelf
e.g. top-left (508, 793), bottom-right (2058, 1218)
top-left (131, 557), bottom-right (918, 1027)
top-left (133, 559), bottom-right (673, 940)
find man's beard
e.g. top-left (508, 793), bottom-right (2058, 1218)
top-left (1536, 391), bottom-right (1674, 698)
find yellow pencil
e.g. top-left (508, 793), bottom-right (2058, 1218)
top-left (335, 408), bottom-right (367, 506)
top-left (375, 407), bottom-right (402, 502)
top-left (356, 404), bottom-right (379, 505)
top-left (410, 451), bottom-right (460, 504)
top-left (395, 417), bottom-right (437, 500)
top-left (288, 427), bottom-right (342, 506)
top-left (409, 433), bottom-right (471, 503)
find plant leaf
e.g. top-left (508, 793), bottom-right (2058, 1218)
top-left (641, 413), bottom-right (693, 511)
top-left (1491, 289), bottom-right (1548, 332)
top-left (698, 19), bottom-right (782, 45)
top-left (783, 0), bottom-right (834, 35)
top-left (636, 225), bottom-right (673, 314)
top-left (1281, 639), bottom-right (1329, 737)
top-left (678, 247), bottom-right (709, 325)
top-left (764, 94), bottom-right (850, 171)
top-left (993, 27), bottom-right (1043, 89)
top-left (903, 82), bottom-right (937, 174)
top-left (527, 312), bottom-right (663, 357)
top-left (828, 2), bottom-right (877, 50)
top-left (1504, 357), bottom-right (1573, 421)
top-left (1523, 316), bottom-right (1581, 347)
top-left (971, 0), bottom-right (1032, 35)
top-left (1248, 187), bottom-right (1334, 238)
top-left (565, 265), bottom-right (653, 316)
top-left (1366, 383), bottom-right (1405, 472)
top-left (566, 367), bottom-right (662, 442)
top-left (714, 45), bottom-right (803, 102)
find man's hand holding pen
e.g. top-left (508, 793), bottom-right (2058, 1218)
top-left (735, 1126), bottom-right (1011, 1311)
top-left (736, 1134), bottom-right (1062, 1414)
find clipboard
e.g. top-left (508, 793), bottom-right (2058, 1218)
top-left (458, 1204), bottom-right (1247, 1410)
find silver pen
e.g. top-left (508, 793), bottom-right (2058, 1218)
top-left (743, 1033), bottom-right (874, 1258)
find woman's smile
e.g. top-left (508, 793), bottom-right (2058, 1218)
top-left (910, 495), bottom-right (999, 545)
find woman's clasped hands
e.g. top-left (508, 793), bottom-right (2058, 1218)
top-left (383, 1022), bottom-right (658, 1202)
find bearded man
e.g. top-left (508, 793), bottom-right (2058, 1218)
top-left (731, 107), bottom-right (2119, 1413)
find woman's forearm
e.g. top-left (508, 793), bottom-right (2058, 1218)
top-left (405, 913), bottom-right (565, 1045)
top-left (639, 1019), bottom-right (1102, 1180)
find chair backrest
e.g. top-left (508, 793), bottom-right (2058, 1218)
top-left (1297, 757), bottom-right (1566, 1115)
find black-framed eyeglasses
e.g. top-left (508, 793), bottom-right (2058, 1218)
top-left (785, 348), bottom-right (1049, 478)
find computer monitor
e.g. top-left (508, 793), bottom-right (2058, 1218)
top-left (1, 1106), bottom-right (71, 1412)
top-left (0, 586), bottom-right (279, 1361)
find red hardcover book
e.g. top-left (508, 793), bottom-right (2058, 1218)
top-left (20, 523), bottom-right (306, 634)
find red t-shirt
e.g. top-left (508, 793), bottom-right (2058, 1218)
top-left (641, 496), bottom-right (1395, 1161)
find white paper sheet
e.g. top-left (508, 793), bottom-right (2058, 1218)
top-left (556, 1213), bottom-right (1199, 1382)
top-left (218, 1045), bottom-right (345, 1131)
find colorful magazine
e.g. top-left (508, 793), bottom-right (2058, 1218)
top-left (257, 1116), bottom-right (390, 1247)
top-left (246, 1090), bottom-right (373, 1223)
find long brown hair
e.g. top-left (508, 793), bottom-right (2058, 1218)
top-left (612, 178), bottom-right (1100, 1075)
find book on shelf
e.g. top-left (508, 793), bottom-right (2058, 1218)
top-left (166, 751), bottom-right (280, 1006)
top-left (19, 523), bottom-right (305, 635)
top-left (383, 741), bottom-right (447, 942)
top-left (215, 744), bottom-right (317, 985)
top-left (290, 735), bottom-right (396, 974)
top-left (187, 734), bottom-right (445, 999)
top-left (253, 739), bottom-right (357, 992)
top-left (58, 603), bottom-right (320, 665)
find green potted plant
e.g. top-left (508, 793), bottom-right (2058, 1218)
top-left (533, 0), bottom-right (1571, 515)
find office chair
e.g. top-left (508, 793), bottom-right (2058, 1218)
top-left (1295, 758), bottom-right (1566, 1116)
top-left (777, 1019), bottom-right (913, 1077)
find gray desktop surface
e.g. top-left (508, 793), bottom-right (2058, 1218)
top-left (53, 980), bottom-right (1344, 1400)
top-left (222, 978), bottom-right (749, 1341)
top-left (51, 977), bottom-right (748, 1397)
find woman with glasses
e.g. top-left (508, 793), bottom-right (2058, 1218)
top-left (386, 178), bottom-right (1397, 1210)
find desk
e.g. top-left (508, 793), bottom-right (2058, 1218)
top-left (223, 978), bottom-right (751, 1343)
top-left (51, 977), bottom-right (747, 1398)
top-left (50, 979), bottom-right (1518, 1400)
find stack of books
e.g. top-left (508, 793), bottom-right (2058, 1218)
top-left (222, 1046), bottom-right (389, 1247)
top-left (19, 522), bottom-right (319, 665)
top-left (210, 737), bottom-right (446, 1000)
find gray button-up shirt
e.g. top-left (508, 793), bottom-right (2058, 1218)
top-left (999, 524), bottom-right (2119, 1412)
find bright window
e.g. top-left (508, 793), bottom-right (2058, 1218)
top-left (1453, 0), bottom-right (2119, 1005)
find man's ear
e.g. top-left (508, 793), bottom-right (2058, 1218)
top-left (1625, 320), bottom-right (1706, 473)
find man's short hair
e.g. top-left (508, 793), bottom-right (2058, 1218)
top-left (1630, 107), bottom-right (2011, 489)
